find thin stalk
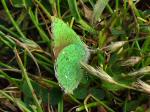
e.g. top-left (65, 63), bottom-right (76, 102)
top-left (67, 0), bottom-right (95, 33)
top-left (41, 78), bottom-right (59, 87)
top-left (0, 32), bottom-right (41, 76)
top-left (129, 0), bottom-right (141, 53)
top-left (78, 19), bottom-right (96, 33)
top-left (23, 50), bottom-right (27, 68)
top-left (92, 0), bottom-right (109, 24)
top-left (91, 95), bottom-right (115, 112)
top-left (34, 0), bottom-right (52, 21)
top-left (0, 25), bottom-right (20, 38)
top-left (1, 0), bottom-right (26, 39)
top-left (57, 0), bottom-right (61, 17)
top-left (0, 70), bottom-right (20, 87)
top-left (70, 17), bottom-right (75, 28)
top-left (48, 0), bottom-right (57, 16)
top-left (69, 94), bottom-right (81, 104)
top-left (128, 0), bottom-right (141, 17)
top-left (115, 0), bottom-right (119, 12)
top-left (58, 96), bottom-right (63, 112)
top-left (28, 8), bottom-right (50, 46)
top-left (67, 0), bottom-right (81, 21)
top-left (16, 9), bottom-right (27, 26)
top-left (14, 48), bottom-right (43, 112)
top-left (37, 7), bottom-right (52, 39)
top-left (83, 94), bottom-right (115, 112)
top-left (106, 4), bottom-right (113, 14)
top-left (0, 90), bottom-right (31, 112)
top-left (76, 102), bottom-right (99, 111)
top-left (123, 0), bottom-right (128, 14)
top-left (16, 100), bottom-right (32, 112)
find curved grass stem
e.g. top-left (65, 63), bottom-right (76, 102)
top-left (14, 48), bottom-right (43, 112)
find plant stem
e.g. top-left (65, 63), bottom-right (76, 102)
top-left (14, 48), bottom-right (43, 112)
top-left (1, 0), bottom-right (26, 39)
top-left (76, 102), bottom-right (99, 111)
top-left (67, 0), bottom-right (96, 33)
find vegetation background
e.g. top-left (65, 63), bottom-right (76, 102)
top-left (0, 0), bottom-right (150, 112)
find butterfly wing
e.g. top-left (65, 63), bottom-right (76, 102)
top-left (51, 17), bottom-right (83, 57)
top-left (55, 44), bottom-right (89, 94)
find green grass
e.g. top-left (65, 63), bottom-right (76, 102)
top-left (0, 0), bottom-right (150, 112)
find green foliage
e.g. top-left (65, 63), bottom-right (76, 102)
top-left (89, 88), bottom-right (105, 100)
top-left (92, 0), bottom-right (109, 24)
top-left (73, 87), bottom-right (88, 100)
top-left (49, 88), bottom-right (62, 105)
top-left (10, 0), bottom-right (32, 8)
top-left (0, 0), bottom-right (150, 111)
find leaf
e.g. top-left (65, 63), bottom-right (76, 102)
top-left (51, 17), bottom-right (83, 57)
top-left (142, 36), bottom-right (150, 52)
top-left (67, 0), bottom-right (81, 21)
top-left (55, 44), bottom-right (90, 94)
top-left (102, 82), bottom-right (123, 91)
top-left (89, 88), bottom-right (105, 100)
top-left (21, 80), bottom-right (50, 106)
top-left (49, 88), bottom-right (62, 105)
top-left (11, 0), bottom-right (32, 8)
top-left (79, 0), bottom-right (92, 21)
top-left (111, 27), bottom-right (126, 37)
top-left (28, 9), bottom-right (50, 46)
top-left (92, 0), bottom-right (109, 24)
top-left (73, 87), bottom-right (88, 100)
top-left (124, 100), bottom-right (141, 112)
top-left (67, 0), bottom-right (95, 33)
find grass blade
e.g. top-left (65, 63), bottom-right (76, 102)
top-left (1, 0), bottom-right (26, 39)
top-left (58, 96), bottom-right (63, 112)
top-left (67, 0), bottom-right (95, 33)
top-left (14, 48), bottom-right (43, 112)
top-left (92, 0), bottom-right (109, 24)
top-left (28, 8), bottom-right (51, 46)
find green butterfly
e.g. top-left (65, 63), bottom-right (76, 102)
top-left (52, 17), bottom-right (90, 94)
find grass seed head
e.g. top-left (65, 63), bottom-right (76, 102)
top-left (81, 62), bottom-right (117, 84)
top-left (109, 41), bottom-right (127, 52)
top-left (104, 41), bottom-right (127, 53)
top-left (128, 66), bottom-right (150, 76)
top-left (134, 80), bottom-right (150, 94)
top-left (120, 56), bottom-right (142, 66)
